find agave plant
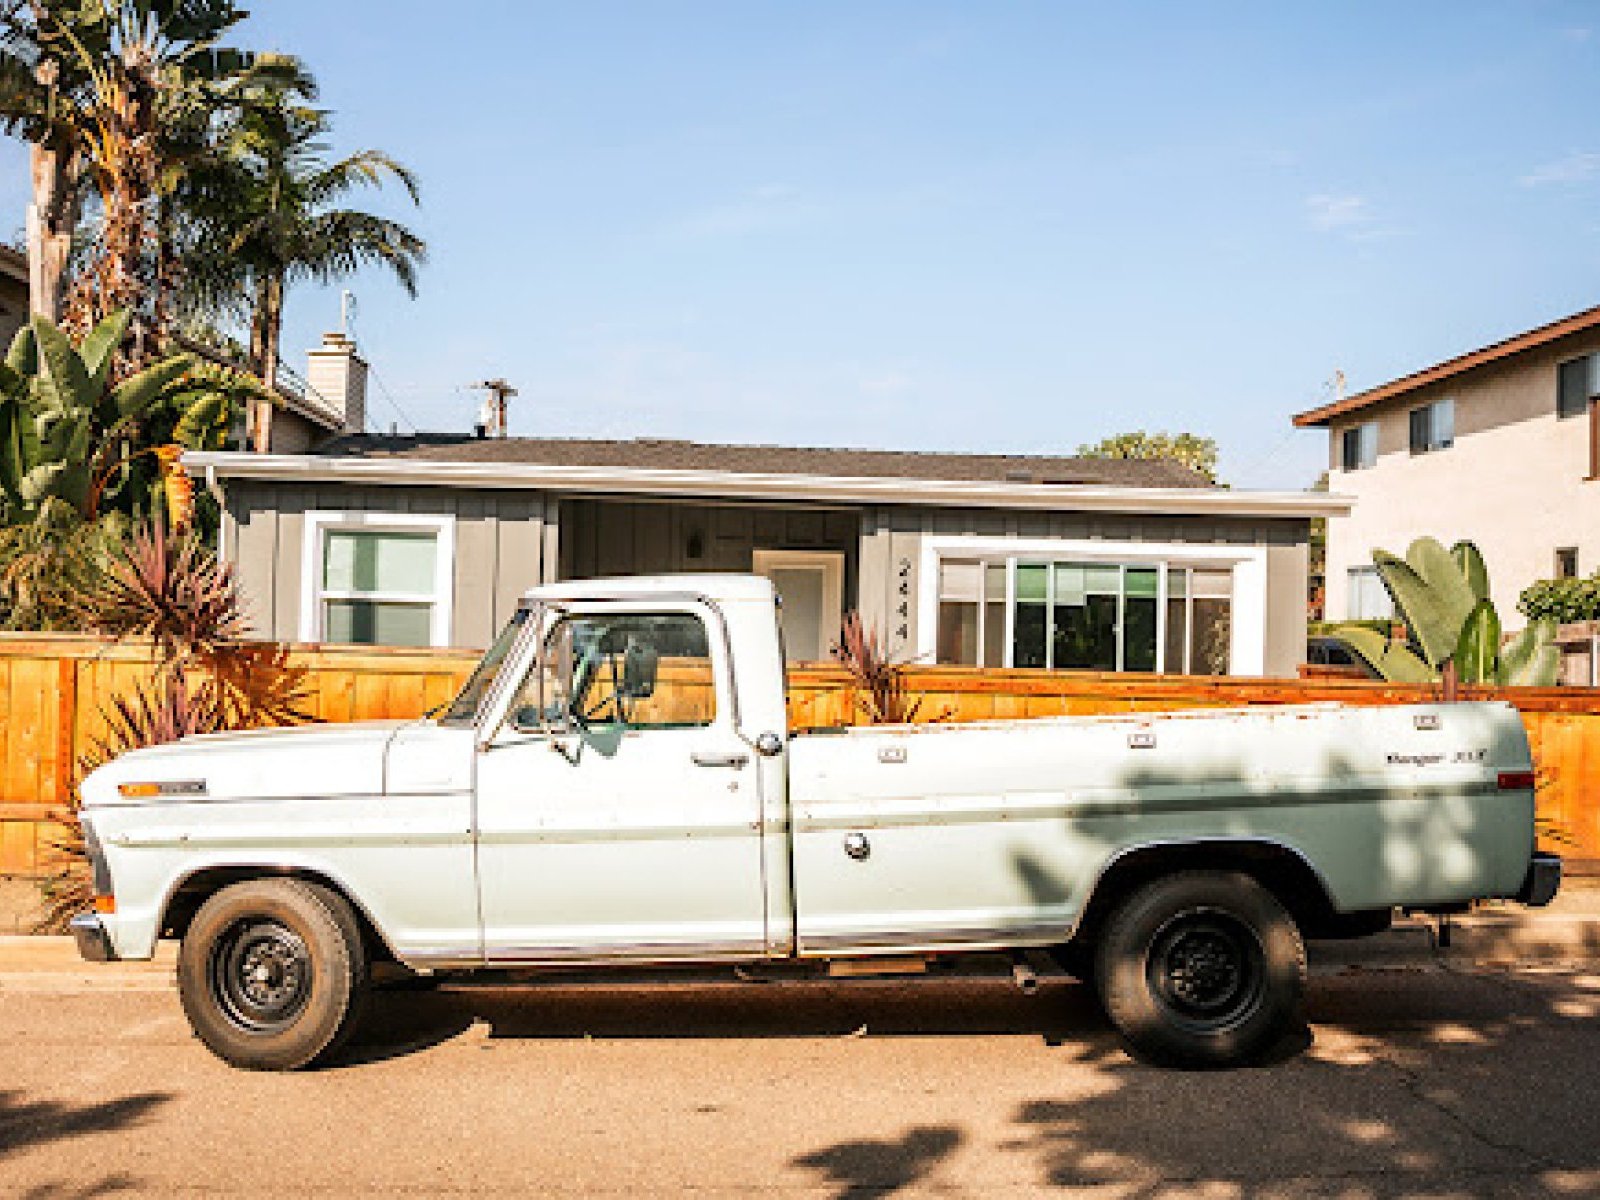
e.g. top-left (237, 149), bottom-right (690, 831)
top-left (1331, 537), bottom-right (1559, 687)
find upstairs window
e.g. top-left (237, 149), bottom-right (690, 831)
top-left (1347, 566), bottom-right (1394, 621)
top-left (1556, 547), bottom-right (1580, 579)
top-left (1408, 398), bottom-right (1455, 454)
top-left (1558, 355), bottom-right (1596, 420)
top-left (1340, 421), bottom-right (1378, 471)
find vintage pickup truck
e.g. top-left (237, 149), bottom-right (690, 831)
top-left (71, 575), bottom-right (1560, 1070)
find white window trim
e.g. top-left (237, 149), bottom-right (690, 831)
top-left (752, 549), bottom-right (846, 662)
top-left (300, 510), bottom-right (456, 647)
top-left (917, 535), bottom-right (1268, 676)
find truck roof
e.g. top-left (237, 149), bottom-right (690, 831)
top-left (521, 573), bottom-right (777, 605)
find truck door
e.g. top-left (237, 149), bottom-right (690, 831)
top-left (473, 602), bottom-right (769, 962)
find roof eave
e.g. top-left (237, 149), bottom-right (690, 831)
top-left (185, 450), bottom-right (1352, 519)
top-left (1292, 301), bottom-right (1600, 428)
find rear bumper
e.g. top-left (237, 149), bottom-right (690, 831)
top-left (69, 913), bottom-right (118, 962)
top-left (1516, 852), bottom-right (1562, 908)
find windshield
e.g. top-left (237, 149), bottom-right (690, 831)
top-left (438, 608), bottom-right (532, 726)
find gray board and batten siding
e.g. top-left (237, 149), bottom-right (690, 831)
top-left (223, 480), bottom-right (558, 650)
top-left (224, 477), bottom-right (1311, 675)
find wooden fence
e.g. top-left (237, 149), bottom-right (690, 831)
top-left (2, 633), bottom-right (1597, 878)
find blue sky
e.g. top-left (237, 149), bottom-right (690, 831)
top-left (5, 2), bottom-right (1600, 488)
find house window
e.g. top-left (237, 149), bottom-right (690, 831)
top-left (1408, 398), bottom-right (1455, 454)
top-left (1347, 566), bottom-right (1393, 621)
top-left (1558, 355), bottom-right (1595, 420)
top-left (1556, 547), bottom-right (1580, 579)
top-left (1340, 421), bottom-right (1378, 471)
top-left (934, 557), bottom-right (1233, 674)
top-left (302, 513), bottom-right (455, 647)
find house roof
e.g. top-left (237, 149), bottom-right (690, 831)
top-left (188, 434), bottom-right (1351, 520)
top-left (0, 244), bottom-right (26, 287)
top-left (1292, 302), bottom-right (1600, 428)
top-left (311, 433), bottom-right (1214, 488)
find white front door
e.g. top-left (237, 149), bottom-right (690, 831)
top-left (753, 549), bottom-right (844, 663)
top-left (474, 603), bottom-right (769, 961)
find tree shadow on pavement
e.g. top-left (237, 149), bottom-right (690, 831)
top-left (1008, 967), bottom-right (1600, 1197)
top-left (791, 1124), bottom-right (963, 1198)
top-left (778, 968), bottom-right (1600, 1197)
top-left (0, 1089), bottom-right (170, 1160)
top-left (16, 1176), bottom-right (141, 1199)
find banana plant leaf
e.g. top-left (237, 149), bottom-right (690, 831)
top-left (31, 316), bottom-right (92, 411)
top-left (1327, 625), bottom-right (1438, 684)
top-left (1450, 540), bottom-right (1490, 603)
top-left (1373, 538), bottom-right (1479, 669)
top-left (172, 390), bottom-right (232, 449)
top-left (78, 310), bottom-right (130, 396)
top-left (5, 324), bottom-right (36, 377)
top-left (1453, 598), bottom-right (1500, 685)
top-left (1499, 618), bottom-right (1561, 687)
top-left (111, 355), bottom-right (193, 419)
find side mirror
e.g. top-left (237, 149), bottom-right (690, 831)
top-left (620, 637), bottom-right (659, 699)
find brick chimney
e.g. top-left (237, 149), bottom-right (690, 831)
top-left (306, 331), bottom-right (368, 435)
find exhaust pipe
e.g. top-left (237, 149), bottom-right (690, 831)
top-left (1011, 958), bottom-right (1040, 996)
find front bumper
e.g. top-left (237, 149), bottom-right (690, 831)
top-left (1516, 852), bottom-right (1562, 908)
top-left (69, 913), bottom-right (118, 962)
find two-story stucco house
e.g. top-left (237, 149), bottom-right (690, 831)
top-left (1294, 304), bottom-right (1600, 626)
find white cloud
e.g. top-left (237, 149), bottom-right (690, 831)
top-left (1305, 194), bottom-right (1372, 232)
top-left (1520, 151), bottom-right (1600, 187)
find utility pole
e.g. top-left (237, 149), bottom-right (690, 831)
top-left (473, 378), bottom-right (518, 439)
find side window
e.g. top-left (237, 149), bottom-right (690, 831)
top-left (510, 611), bottom-right (716, 732)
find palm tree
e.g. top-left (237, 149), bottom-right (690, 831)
top-left (179, 75), bottom-right (425, 446)
top-left (0, 1), bottom-right (282, 354)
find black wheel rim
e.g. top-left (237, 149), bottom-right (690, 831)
top-left (1146, 907), bottom-right (1266, 1034)
top-left (208, 918), bottom-right (314, 1034)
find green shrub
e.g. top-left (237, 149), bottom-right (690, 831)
top-left (1518, 575), bottom-right (1600, 625)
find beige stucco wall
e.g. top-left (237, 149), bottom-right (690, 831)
top-left (1323, 331), bottom-right (1600, 626)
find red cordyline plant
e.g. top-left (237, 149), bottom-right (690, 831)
top-left (831, 611), bottom-right (947, 725)
top-left (38, 517), bottom-right (310, 929)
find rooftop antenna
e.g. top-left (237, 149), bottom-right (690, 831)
top-left (472, 377), bottom-right (518, 439)
top-left (339, 290), bottom-right (357, 339)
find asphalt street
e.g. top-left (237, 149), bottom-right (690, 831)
top-left (3, 958), bottom-right (1600, 1197)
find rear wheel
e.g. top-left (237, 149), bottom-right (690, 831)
top-left (1095, 871), bottom-right (1304, 1067)
top-left (178, 878), bottom-right (370, 1071)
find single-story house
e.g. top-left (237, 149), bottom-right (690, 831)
top-left (184, 329), bottom-right (1346, 674)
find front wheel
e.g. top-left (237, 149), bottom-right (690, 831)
top-left (177, 878), bottom-right (370, 1071)
top-left (1095, 871), bottom-right (1305, 1067)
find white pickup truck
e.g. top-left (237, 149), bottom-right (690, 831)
top-left (72, 575), bottom-right (1560, 1070)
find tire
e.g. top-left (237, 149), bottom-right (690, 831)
top-left (177, 878), bottom-right (370, 1071)
top-left (1094, 871), bottom-right (1305, 1068)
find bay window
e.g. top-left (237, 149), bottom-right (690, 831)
top-left (934, 555), bottom-right (1235, 675)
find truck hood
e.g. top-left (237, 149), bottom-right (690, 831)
top-left (80, 720), bottom-right (411, 808)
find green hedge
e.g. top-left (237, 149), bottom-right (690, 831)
top-left (1519, 575), bottom-right (1600, 624)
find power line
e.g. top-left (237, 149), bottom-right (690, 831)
top-left (367, 361), bottom-right (420, 435)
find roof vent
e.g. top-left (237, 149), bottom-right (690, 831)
top-left (1004, 469), bottom-right (1034, 483)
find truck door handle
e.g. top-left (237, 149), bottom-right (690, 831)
top-left (691, 750), bottom-right (749, 769)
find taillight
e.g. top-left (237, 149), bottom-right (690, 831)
top-left (1498, 771), bottom-right (1536, 791)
